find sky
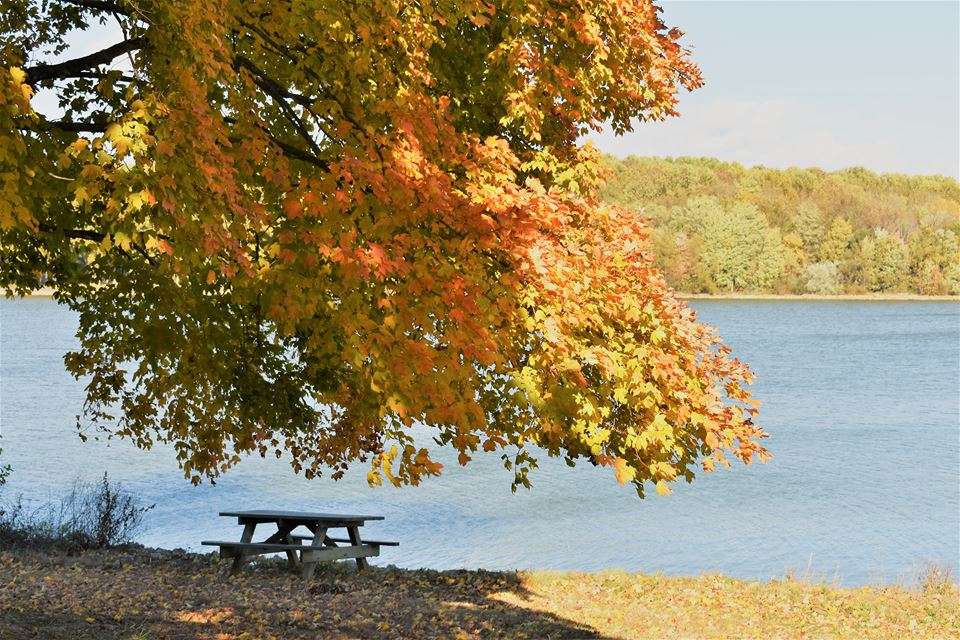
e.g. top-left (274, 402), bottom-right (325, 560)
top-left (589, 1), bottom-right (960, 177)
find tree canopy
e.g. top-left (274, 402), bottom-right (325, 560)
top-left (1, 0), bottom-right (767, 495)
top-left (603, 156), bottom-right (960, 295)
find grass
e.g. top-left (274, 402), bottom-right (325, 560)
top-left (0, 546), bottom-right (956, 639)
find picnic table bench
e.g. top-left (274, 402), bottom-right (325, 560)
top-left (201, 510), bottom-right (397, 579)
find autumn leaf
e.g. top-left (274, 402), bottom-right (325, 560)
top-left (0, 0), bottom-right (769, 496)
top-left (614, 458), bottom-right (636, 485)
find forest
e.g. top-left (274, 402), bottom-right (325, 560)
top-left (602, 157), bottom-right (960, 295)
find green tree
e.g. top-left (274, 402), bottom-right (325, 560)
top-left (819, 217), bottom-right (854, 263)
top-left (908, 226), bottom-right (959, 294)
top-left (650, 228), bottom-right (680, 284)
top-left (695, 199), bottom-right (780, 291)
top-left (944, 263), bottom-right (960, 295)
top-left (779, 231), bottom-right (807, 293)
top-left (680, 233), bottom-right (712, 293)
top-left (865, 230), bottom-right (909, 292)
top-left (600, 156), bottom-right (960, 296)
top-left (755, 228), bottom-right (787, 291)
top-left (793, 201), bottom-right (825, 258)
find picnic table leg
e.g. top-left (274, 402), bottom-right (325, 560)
top-left (284, 532), bottom-right (301, 571)
top-left (261, 520), bottom-right (300, 573)
top-left (301, 524), bottom-right (329, 580)
top-left (347, 525), bottom-right (369, 571)
top-left (229, 522), bottom-right (257, 575)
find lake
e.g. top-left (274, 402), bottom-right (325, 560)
top-left (1, 298), bottom-right (957, 586)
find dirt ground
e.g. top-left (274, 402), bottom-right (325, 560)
top-left (1, 546), bottom-right (957, 639)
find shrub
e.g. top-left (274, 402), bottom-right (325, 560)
top-left (804, 262), bottom-right (842, 295)
top-left (0, 447), bottom-right (10, 489)
top-left (0, 473), bottom-right (154, 551)
top-left (917, 562), bottom-right (957, 595)
top-left (944, 262), bottom-right (960, 295)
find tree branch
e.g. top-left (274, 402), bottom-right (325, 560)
top-left (234, 55), bottom-right (315, 110)
top-left (23, 120), bottom-right (109, 133)
top-left (62, 0), bottom-right (130, 14)
top-left (234, 55), bottom-right (329, 161)
top-left (237, 19), bottom-right (366, 135)
top-left (25, 37), bottom-right (146, 85)
top-left (39, 224), bottom-right (105, 242)
top-left (53, 70), bottom-right (136, 82)
top-left (39, 224), bottom-right (171, 243)
top-left (264, 132), bottom-right (330, 169)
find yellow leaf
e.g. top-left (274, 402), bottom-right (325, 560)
top-left (9, 67), bottom-right (25, 84)
top-left (114, 232), bottom-right (131, 251)
top-left (385, 394), bottom-right (405, 417)
top-left (127, 192), bottom-right (145, 211)
top-left (614, 458), bottom-right (635, 485)
top-left (655, 480), bottom-right (672, 496)
top-left (105, 123), bottom-right (123, 141)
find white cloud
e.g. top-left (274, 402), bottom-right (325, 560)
top-left (588, 97), bottom-right (957, 178)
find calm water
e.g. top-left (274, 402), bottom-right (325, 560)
top-left (1, 298), bottom-right (957, 586)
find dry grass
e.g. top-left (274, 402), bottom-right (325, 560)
top-left (1, 547), bottom-right (957, 639)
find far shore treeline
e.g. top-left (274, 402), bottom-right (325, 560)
top-left (602, 157), bottom-right (960, 296)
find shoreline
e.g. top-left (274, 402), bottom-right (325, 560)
top-left (1, 544), bottom-right (956, 639)
top-left (15, 286), bottom-right (959, 302)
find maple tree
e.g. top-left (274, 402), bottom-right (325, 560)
top-left (0, 0), bottom-right (768, 495)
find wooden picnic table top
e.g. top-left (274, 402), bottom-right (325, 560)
top-left (219, 509), bottom-right (385, 524)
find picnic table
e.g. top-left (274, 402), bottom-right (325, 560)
top-left (201, 510), bottom-right (397, 579)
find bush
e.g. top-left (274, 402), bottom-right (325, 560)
top-left (0, 448), bottom-right (10, 489)
top-left (917, 562), bottom-right (957, 595)
top-left (944, 262), bottom-right (960, 295)
top-left (0, 473), bottom-right (154, 551)
top-left (804, 262), bottom-right (842, 295)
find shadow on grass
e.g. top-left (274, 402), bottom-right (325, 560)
top-left (0, 550), bottom-right (617, 639)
